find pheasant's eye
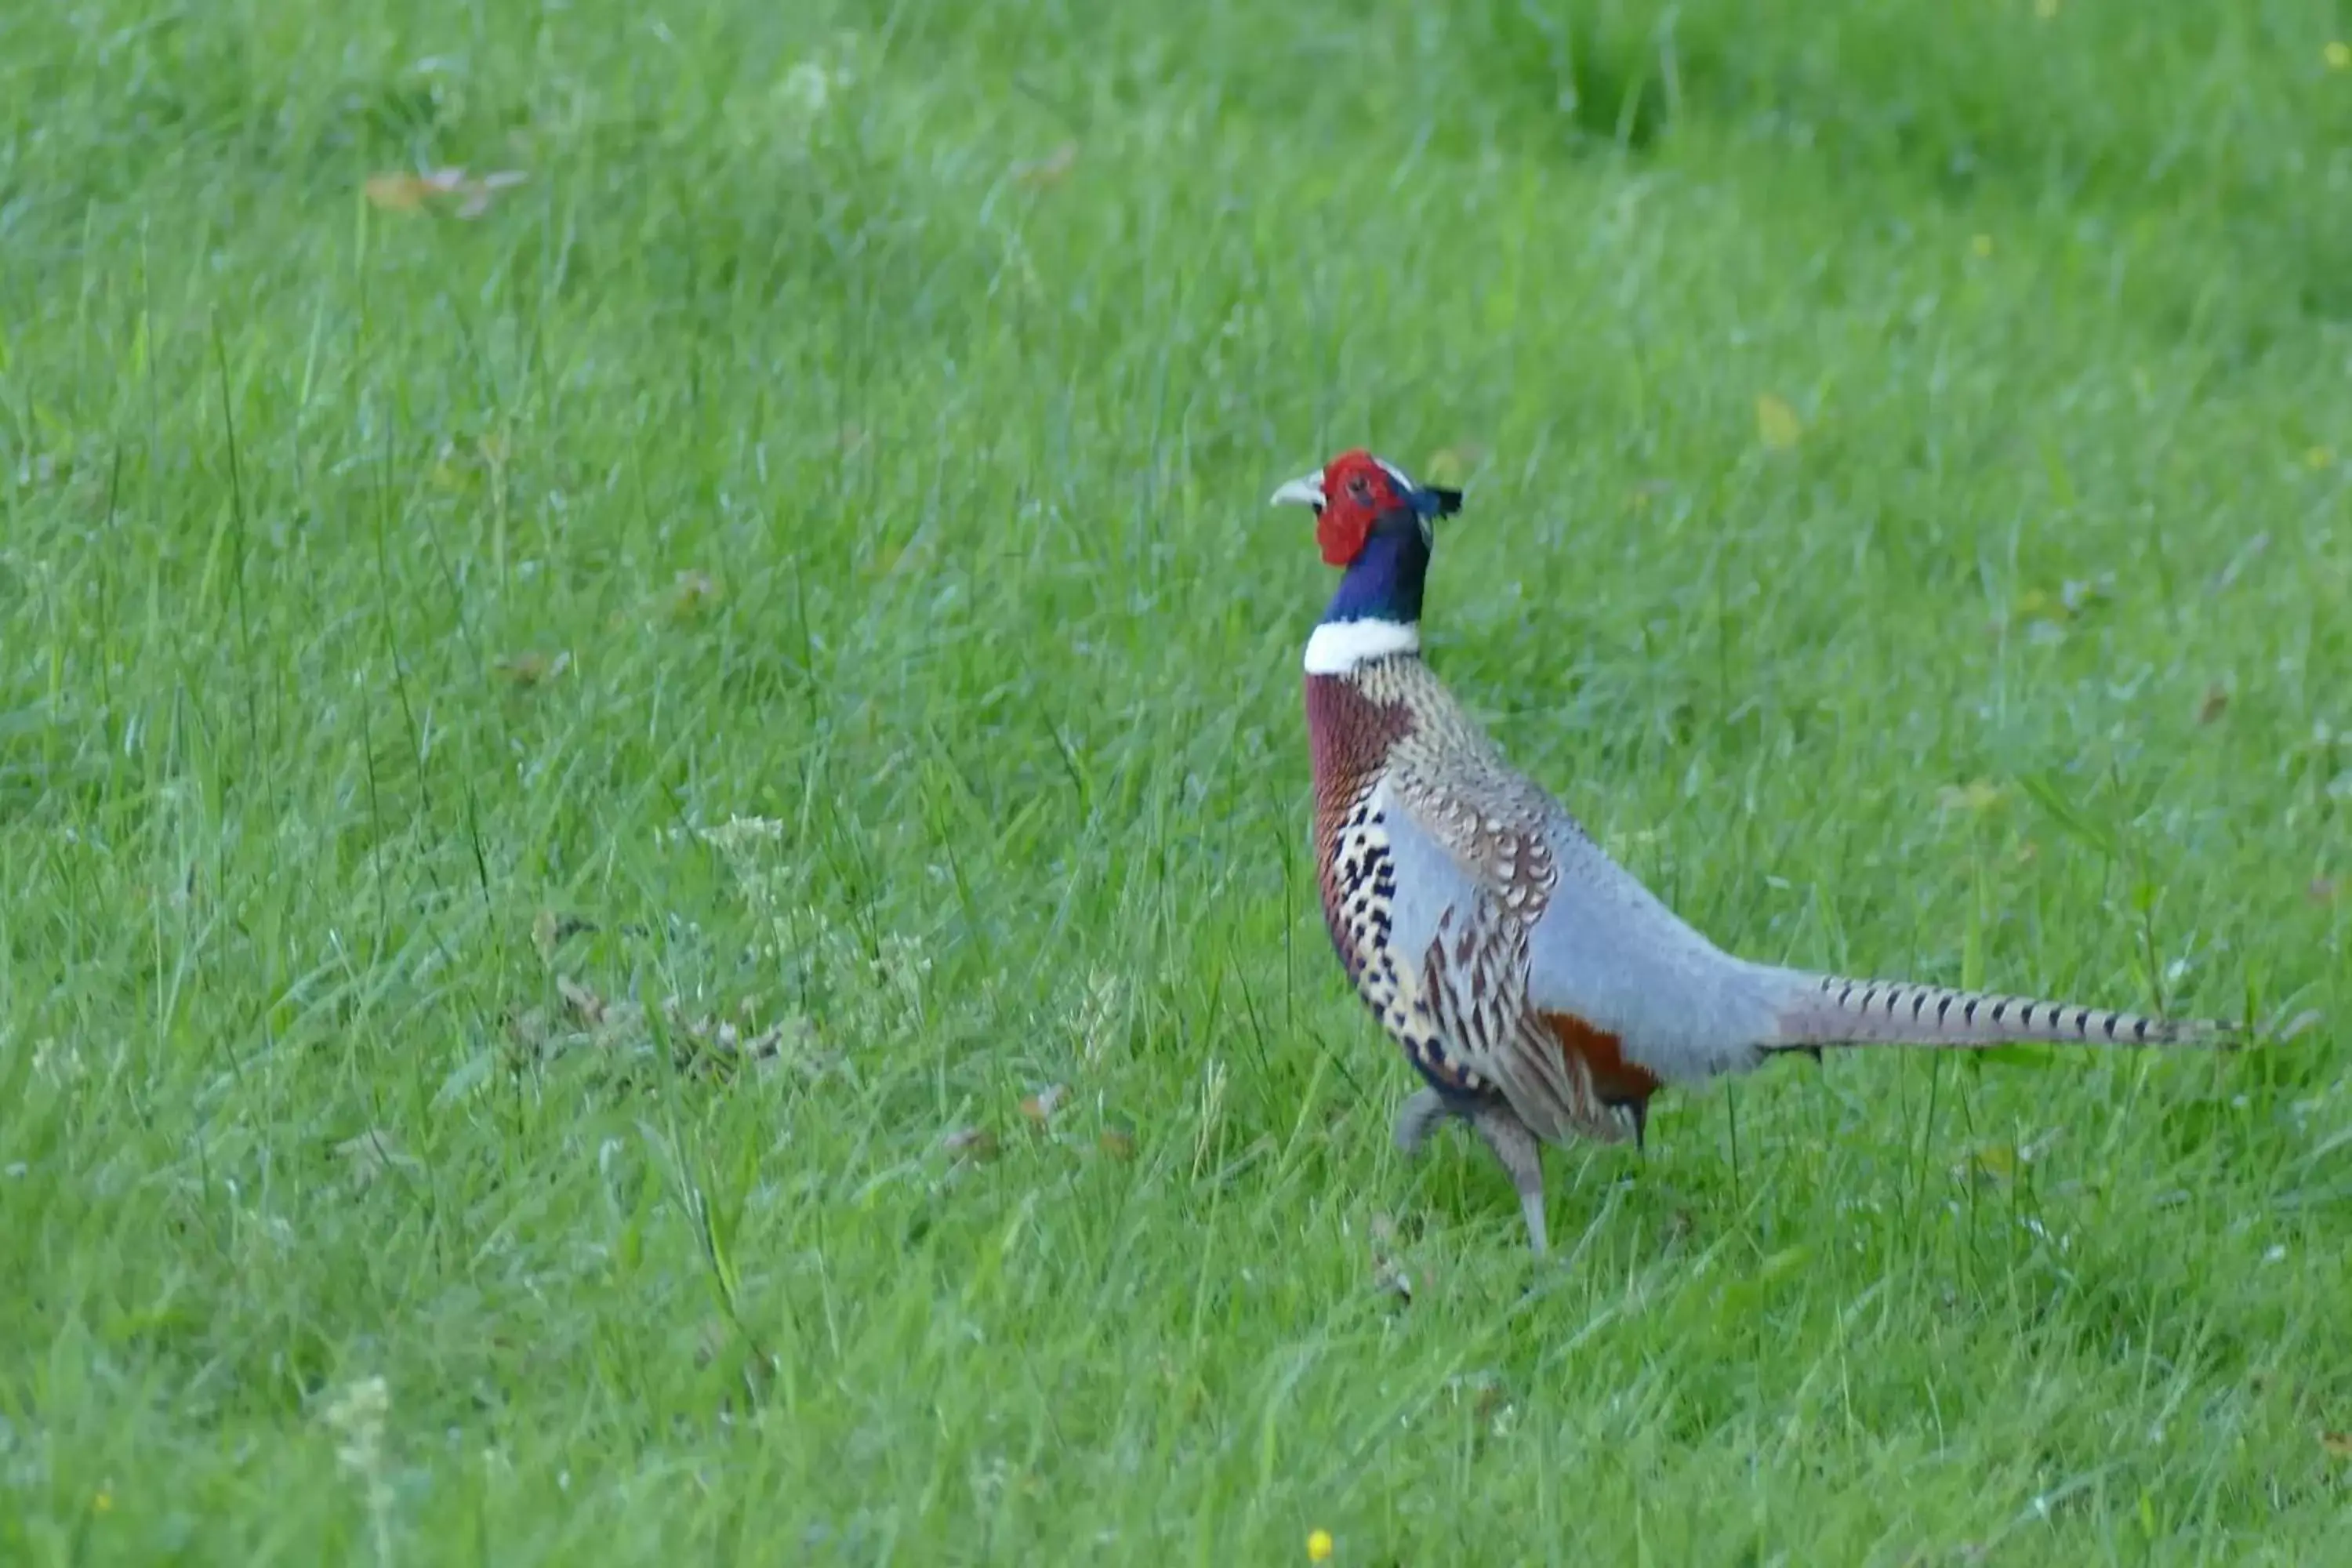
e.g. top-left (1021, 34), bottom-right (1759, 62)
top-left (1345, 473), bottom-right (1373, 501)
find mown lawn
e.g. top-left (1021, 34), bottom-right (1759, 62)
top-left (2, 1), bottom-right (2348, 1561)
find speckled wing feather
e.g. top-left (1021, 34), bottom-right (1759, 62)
top-left (1371, 672), bottom-right (1788, 1130)
top-left (1370, 728), bottom-right (1689, 1144)
top-left (1370, 789), bottom-right (1613, 1141)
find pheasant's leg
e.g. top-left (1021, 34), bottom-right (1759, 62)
top-left (1469, 1103), bottom-right (1548, 1258)
top-left (1392, 1087), bottom-right (1455, 1156)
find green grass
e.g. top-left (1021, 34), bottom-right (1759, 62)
top-left (3, 0), bottom-right (2349, 1559)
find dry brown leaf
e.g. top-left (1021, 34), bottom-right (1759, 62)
top-left (942, 1126), bottom-right (998, 1164)
top-left (364, 167), bottom-right (527, 218)
top-left (363, 172), bottom-right (437, 211)
top-left (2061, 576), bottom-right (2114, 614)
top-left (1954, 1127), bottom-right (2064, 1186)
top-left (532, 909), bottom-right (561, 966)
top-left (2323, 1432), bottom-right (2352, 1460)
top-left (556, 975), bottom-right (606, 1025)
top-left (1014, 141), bottom-right (1080, 187)
top-left (496, 650), bottom-right (570, 688)
top-left (530, 912), bottom-right (601, 966)
top-left (659, 570), bottom-right (721, 622)
top-left (2196, 684), bottom-right (2230, 724)
top-left (1097, 1126), bottom-right (1136, 1160)
top-left (1936, 779), bottom-right (2005, 816)
top-left (662, 996), bottom-right (800, 1077)
top-left (509, 952), bottom-right (811, 1080)
top-left (1954, 1144), bottom-right (2019, 1185)
top-left (2010, 578), bottom-right (2114, 630)
top-left (1018, 1083), bottom-right (1069, 1124)
top-left (869, 539), bottom-right (934, 578)
top-left (1423, 445), bottom-right (1485, 488)
top-left (1755, 394), bottom-right (1803, 452)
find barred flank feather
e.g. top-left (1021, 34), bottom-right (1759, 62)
top-left (1769, 971), bottom-right (2241, 1052)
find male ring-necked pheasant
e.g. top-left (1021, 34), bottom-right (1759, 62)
top-left (1272, 448), bottom-right (2240, 1255)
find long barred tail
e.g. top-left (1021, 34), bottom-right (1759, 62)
top-left (1767, 971), bottom-right (2242, 1052)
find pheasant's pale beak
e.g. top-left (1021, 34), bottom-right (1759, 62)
top-left (1268, 473), bottom-right (1325, 511)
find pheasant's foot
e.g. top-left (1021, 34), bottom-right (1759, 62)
top-left (1469, 1103), bottom-right (1549, 1258)
top-left (1392, 1087), bottom-right (1457, 1157)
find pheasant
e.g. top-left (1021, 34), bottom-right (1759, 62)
top-left (1272, 448), bottom-right (2241, 1256)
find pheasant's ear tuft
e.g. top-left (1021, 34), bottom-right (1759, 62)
top-left (1428, 488), bottom-right (1464, 517)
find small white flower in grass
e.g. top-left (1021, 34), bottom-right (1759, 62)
top-left (324, 1374), bottom-right (387, 1472)
top-left (774, 34), bottom-right (861, 138)
top-left (699, 814), bottom-right (788, 853)
top-left (31, 1039), bottom-right (82, 1083)
top-left (321, 1375), bottom-right (395, 1563)
top-left (782, 61), bottom-right (836, 118)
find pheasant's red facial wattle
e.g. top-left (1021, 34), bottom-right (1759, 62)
top-left (1312, 450), bottom-right (1405, 567)
top-left (1272, 448), bottom-right (1459, 574)
top-left (1316, 507), bottom-right (1374, 567)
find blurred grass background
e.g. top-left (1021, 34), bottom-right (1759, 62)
top-left (2, 0), bottom-right (2348, 1560)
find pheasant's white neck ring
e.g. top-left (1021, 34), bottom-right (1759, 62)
top-left (1303, 617), bottom-right (1421, 674)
